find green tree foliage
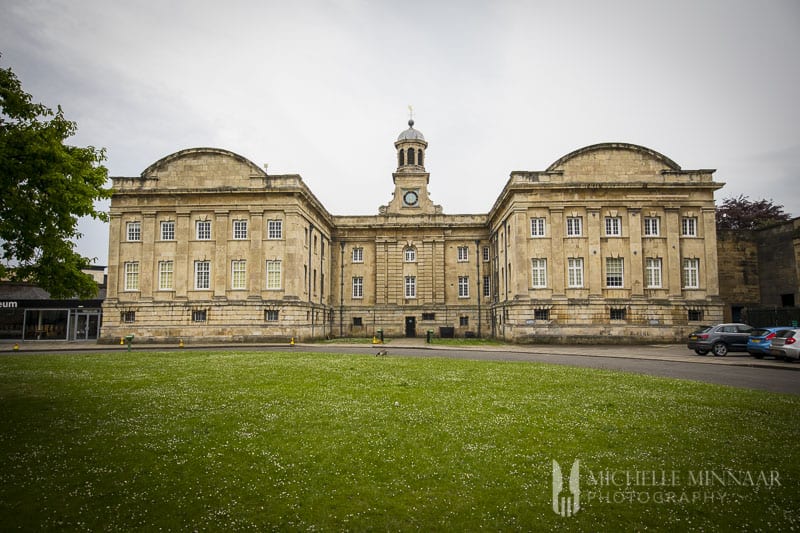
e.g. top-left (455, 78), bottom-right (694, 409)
top-left (716, 195), bottom-right (791, 230)
top-left (0, 61), bottom-right (111, 298)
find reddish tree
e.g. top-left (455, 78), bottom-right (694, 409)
top-left (716, 195), bottom-right (791, 230)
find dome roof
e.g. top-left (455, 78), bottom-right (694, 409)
top-left (397, 119), bottom-right (425, 141)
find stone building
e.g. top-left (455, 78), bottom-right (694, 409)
top-left (101, 121), bottom-right (724, 343)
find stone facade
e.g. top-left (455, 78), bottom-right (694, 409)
top-left (101, 124), bottom-right (724, 343)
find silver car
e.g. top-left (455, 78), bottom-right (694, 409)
top-left (768, 328), bottom-right (800, 361)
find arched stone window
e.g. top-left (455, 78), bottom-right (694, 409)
top-left (398, 149), bottom-right (405, 167)
top-left (418, 149), bottom-right (424, 166)
top-left (404, 246), bottom-right (416, 263)
top-left (407, 148), bottom-right (415, 165)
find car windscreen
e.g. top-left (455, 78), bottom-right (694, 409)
top-left (750, 329), bottom-right (771, 337)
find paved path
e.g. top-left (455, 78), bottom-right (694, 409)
top-left (2, 338), bottom-right (799, 395)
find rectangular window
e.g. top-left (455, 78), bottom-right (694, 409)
top-left (683, 258), bottom-right (700, 288)
top-left (267, 220), bottom-right (282, 239)
top-left (645, 258), bottom-right (662, 288)
top-left (194, 261), bottom-right (210, 290)
top-left (643, 217), bottom-right (660, 237)
top-left (196, 220), bottom-right (211, 240)
top-left (459, 316), bottom-right (469, 326)
top-left (352, 247), bottom-right (363, 263)
top-left (160, 221), bottom-right (175, 241)
top-left (567, 258), bottom-right (584, 288)
top-left (458, 276), bottom-right (469, 298)
top-left (530, 217), bottom-right (546, 237)
top-left (681, 217), bottom-right (698, 237)
top-left (233, 220), bottom-right (248, 240)
top-left (124, 262), bottom-right (139, 291)
top-left (531, 258), bottom-right (547, 288)
top-left (604, 217), bottom-right (621, 236)
top-left (606, 257), bottom-right (624, 288)
top-left (266, 260), bottom-right (281, 290)
top-left (688, 310), bottom-right (704, 322)
top-left (231, 260), bottom-right (247, 289)
top-left (352, 317), bottom-right (363, 326)
top-left (566, 216), bottom-right (583, 237)
top-left (422, 312), bottom-right (436, 321)
top-left (352, 276), bottom-right (363, 298)
top-left (158, 260), bottom-right (174, 290)
top-left (534, 309), bottom-right (550, 321)
top-left (610, 308), bottom-right (627, 320)
top-left (482, 246), bottom-right (490, 262)
top-left (126, 221), bottom-right (141, 241)
top-left (121, 311), bottom-right (135, 323)
top-left (405, 276), bottom-right (416, 298)
top-left (457, 246), bottom-right (468, 262)
top-left (483, 275), bottom-right (490, 297)
top-left (265, 310), bottom-right (279, 322)
top-left (192, 310), bottom-right (207, 322)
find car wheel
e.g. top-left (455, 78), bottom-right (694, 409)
top-left (712, 342), bottom-right (728, 357)
top-left (694, 349), bottom-right (708, 355)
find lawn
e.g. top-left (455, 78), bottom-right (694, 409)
top-left (0, 350), bottom-right (798, 531)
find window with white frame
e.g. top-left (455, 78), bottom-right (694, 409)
top-left (194, 261), bottom-right (211, 289)
top-left (605, 257), bottom-right (624, 288)
top-left (566, 216), bottom-right (583, 237)
top-left (567, 257), bottom-right (584, 288)
top-left (352, 276), bottom-right (363, 298)
top-left (681, 217), bottom-right (698, 237)
top-left (404, 246), bottom-right (416, 263)
top-left (531, 258), bottom-right (547, 288)
top-left (231, 260), bottom-right (247, 289)
top-left (352, 247), bottom-right (363, 263)
top-left (458, 276), bottom-right (469, 298)
top-left (483, 275), bottom-right (490, 297)
top-left (405, 276), bottom-right (416, 298)
top-left (126, 221), bottom-right (141, 241)
top-left (158, 260), bottom-right (174, 290)
top-left (232, 220), bottom-right (248, 240)
top-left (645, 258), bottom-right (662, 288)
top-left (266, 260), bottom-right (281, 289)
top-left (196, 220), bottom-right (211, 240)
top-left (482, 246), bottom-right (490, 262)
top-left (643, 217), bottom-right (660, 237)
top-left (457, 246), bottom-right (469, 262)
top-left (604, 217), bottom-right (622, 236)
top-left (192, 310), bottom-right (207, 322)
top-left (530, 217), bottom-right (546, 237)
top-left (265, 310), bottom-right (279, 322)
top-left (124, 262), bottom-right (139, 291)
top-left (683, 258), bottom-right (700, 288)
top-left (267, 220), bottom-right (282, 240)
top-left (160, 221), bottom-right (175, 241)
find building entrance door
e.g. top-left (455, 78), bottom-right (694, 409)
top-left (74, 312), bottom-right (100, 340)
top-left (405, 316), bottom-right (416, 337)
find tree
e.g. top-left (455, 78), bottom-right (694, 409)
top-left (715, 195), bottom-right (791, 231)
top-left (0, 60), bottom-right (111, 298)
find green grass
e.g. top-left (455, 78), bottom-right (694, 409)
top-left (0, 351), bottom-right (798, 531)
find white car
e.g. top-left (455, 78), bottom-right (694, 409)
top-left (768, 328), bottom-right (800, 361)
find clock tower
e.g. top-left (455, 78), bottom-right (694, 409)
top-left (380, 119), bottom-right (442, 215)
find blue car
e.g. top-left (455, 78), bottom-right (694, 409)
top-left (748, 327), bottom-right (794, 358)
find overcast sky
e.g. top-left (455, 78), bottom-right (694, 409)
top-left (2, 0), bottom-right (799, 265)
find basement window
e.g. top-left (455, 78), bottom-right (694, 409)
top-left (688, 310), bottom-right (704, 322)
top-left (121, 311), bottom-right (135, 323)
top-left (610, 308), bottom-right (627, 320)
top-left (192, 310), bottom-right (207, 323)
top-left (534, 309), bottom-right (550, 321)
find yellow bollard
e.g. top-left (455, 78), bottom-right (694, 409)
top-left (120, 337), bottom-right (124, 345)
top-left (13, 343), bottom-right (19, 351)
top-left (179, 339), bottom-right (184, 349)
top-left (290, 337), bottom-right (295, 346)
top-left (372, 335), bottom-right (379, 344)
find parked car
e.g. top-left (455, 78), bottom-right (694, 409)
top-left (768, 328), bottom-right (800, 361)
top-left (748, 327), bottom-right (794, 358)
top-left (687, 323), bottom-right (754, 356)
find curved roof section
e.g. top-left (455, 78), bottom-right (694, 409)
top-left (546, 143), bottom-right (681, 172)
top-left (397, 119), bottom-right (425, 141)
top-left (141, 147), bottom-right (267, 178)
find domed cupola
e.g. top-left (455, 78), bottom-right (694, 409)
top-left (395, 119), bottom-right (428, 171)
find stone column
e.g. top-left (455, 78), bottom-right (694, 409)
top-left (628, 208), bottom-right (644, 297)
top-left (106, 213), bottom-right (122, 302)
top-left (214, 211), bottom-right (229, 299)
top-left (550, 208), bottom-right (565, 296)
top-left (175, 212), bottom-right (190, 300)
top-left (140, 211), bottom-right (156, 300)
top-left (587, 208), bottom-right (603, 297)
top-left (702, 207), bottom-right (720, 296)
top-left (249, 212), bottom-right (264, 297)
top-left (665, 208), bottom-right (682, 297)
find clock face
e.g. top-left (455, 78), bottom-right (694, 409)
top-left (403, 190), bottom-right (419, 206)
